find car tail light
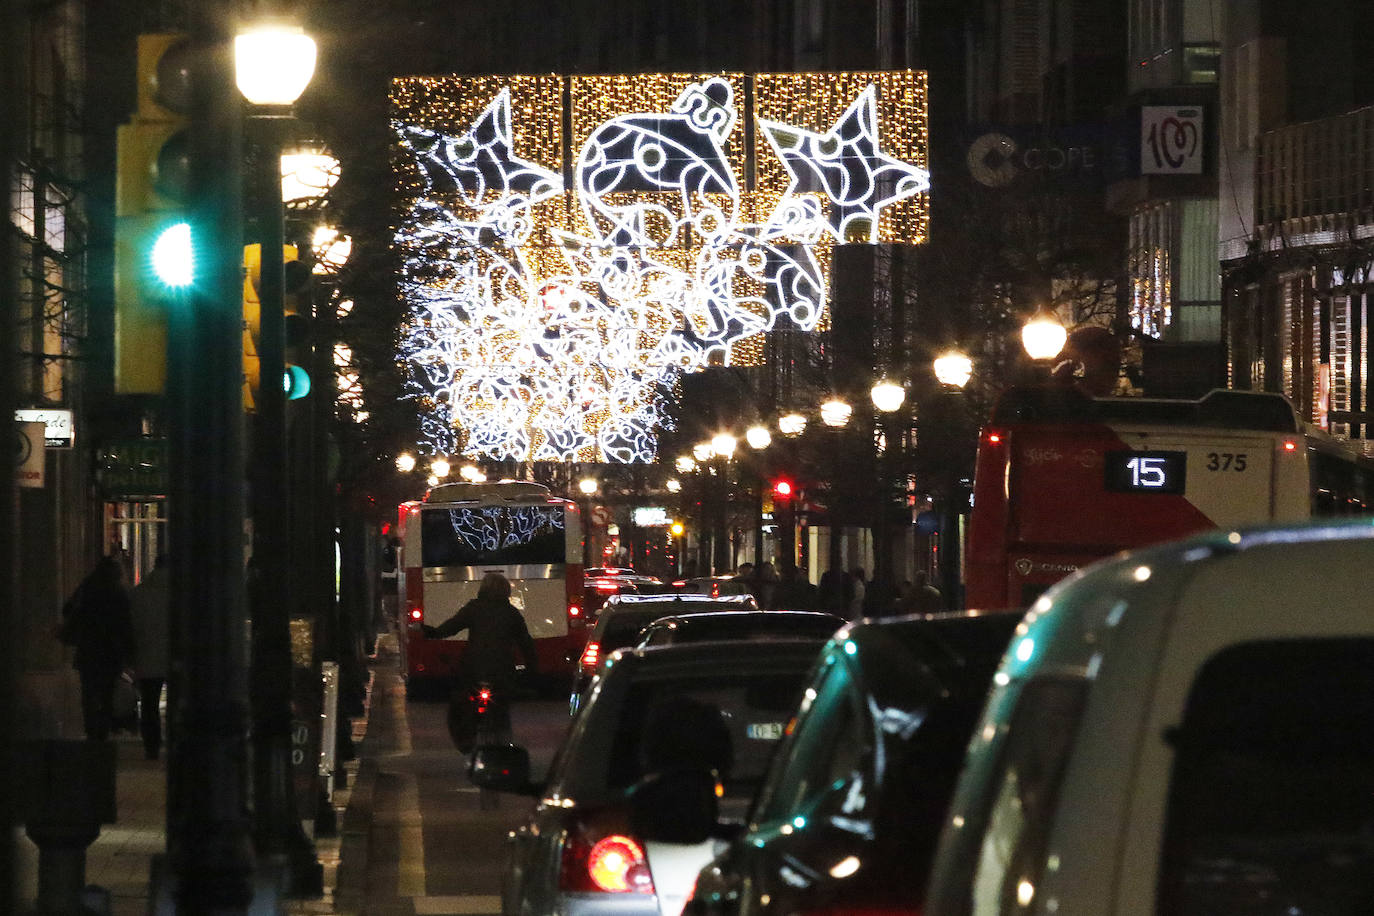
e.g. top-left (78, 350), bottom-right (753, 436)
top-left (580, 641), bottom-right (600, 673)
top-left (560, 832), bottom-right (654, 894)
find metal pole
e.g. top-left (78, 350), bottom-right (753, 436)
top-left (1, 0), bottom-right (21, 907)
top-left (167, 9), bottom-right (255, 909)
top-left (247, 115), bottom-right (320, 895)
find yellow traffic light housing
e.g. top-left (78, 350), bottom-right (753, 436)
top-left (243, 242), bottom-right (312, 410)
top-left (114, 33), bottom-right (195, 395)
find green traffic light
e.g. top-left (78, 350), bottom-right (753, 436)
top-left (151, 222), bottom-right (194, 287)
top-left (283, 365), bottom-right (311, 400)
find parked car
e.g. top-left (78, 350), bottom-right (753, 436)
top-left (924, 517), bottom-right (1374, 916)
top-left (570, 593), bottom-right (759, 714)
top-left (637, 610), bottom-right (844, 648)
top-left (471, 640), bottom-right (825, 916)
top-left (633, 609), bottom-right (1021, 914)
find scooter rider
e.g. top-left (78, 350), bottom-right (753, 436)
top-left (422, 571), bottom-right (540, 696)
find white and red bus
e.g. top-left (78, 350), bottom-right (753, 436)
top-left (966, 385), bottom-right (1374, 609)
top-left (396, 480), bottom-right (586, 689)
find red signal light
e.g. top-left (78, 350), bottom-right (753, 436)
top-left (772, 479), bottom-right (794, 498)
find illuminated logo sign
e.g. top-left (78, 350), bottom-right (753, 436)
top-left (392, 71), bottom-right (929, 463)
top-left (632, 506), bottom-right (671, 527)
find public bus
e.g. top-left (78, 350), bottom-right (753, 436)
top-left (396, 479), bottom-right (585, 690)
top-left (966, 385), bottom-right (1374, 610)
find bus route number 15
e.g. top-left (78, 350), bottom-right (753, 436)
top-left (1127, 456), bottom-right (1170, 488)
top-left (1205, 452), bottom-right (1247, 471)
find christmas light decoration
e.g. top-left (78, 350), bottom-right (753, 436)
top-left (392, 71), bottom-right (928, 462)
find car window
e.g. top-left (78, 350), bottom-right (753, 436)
top-left (1157, 638), bottom-right (1374, 914)
top-left (599, 611), bottom-right (664, 650)
top-left (605, 671), bottom-right (808, 803)
top-left (965, 676), bottom-right (1086, 916)
top-left (750, 661), bottom-right (864, 826)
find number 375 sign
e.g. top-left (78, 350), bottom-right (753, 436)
top-left (1141, 106), bottom-right (1203, 175)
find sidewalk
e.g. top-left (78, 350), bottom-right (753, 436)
top-left (12, 657), bottom-right (376, 915)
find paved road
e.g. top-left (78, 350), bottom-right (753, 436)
top-left (337, 641), bottom-right (573, 916)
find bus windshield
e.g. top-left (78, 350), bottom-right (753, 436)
top-left (420, 503), bottom-right (568, 568)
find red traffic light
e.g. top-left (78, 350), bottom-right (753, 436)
top-left (772, 479), bottom-right (794, 498)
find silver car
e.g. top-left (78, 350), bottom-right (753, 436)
top-left (472, 639), bottom-right (825, 916)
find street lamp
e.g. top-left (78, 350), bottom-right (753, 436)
top-left (235, 20), bottom-right (322, 897)
top-left (745, 425), bottom-right (772, 450)
top-left (933, 350), bottom-right (973, 389)
top-left (395, 453), bottom-right (416, 473)
top-left (430, 458), bottom-right (450, 478)
top-left (778, 412), bottom-right (807, 437)
top-left (578, 477), bottom-right (599, 496)
top-left (870, 379), bottom-right (906, 413)
top-left (820, 398), bottom-right (852, 428)
top-left (1022, 307), bottom-right (1068, 361)
top-left (692, 442), bottom-right (714, 463)
top-left (710, 432), bottom-right (738, 459)
top-left (675, 455), bottom-right (697, 474)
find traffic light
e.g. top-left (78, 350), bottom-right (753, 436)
top-left (114, 33), bottom-right (195, 394)
top-left (243, 242), bottom-right (313, 411)
top-left (772, 478), bottom-right (795, 500)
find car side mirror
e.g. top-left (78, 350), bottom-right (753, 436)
top-left (468, 744), bottom-right (540, 795)
top-left (627, 768), bottom-right (719, 844)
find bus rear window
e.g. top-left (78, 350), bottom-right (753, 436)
top-left (421, 504), bottom-right (567, 568)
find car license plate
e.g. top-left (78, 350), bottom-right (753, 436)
top-left (746, 722), bottom-right (784, 740)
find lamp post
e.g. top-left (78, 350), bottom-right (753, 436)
top-left (1022, 307), bottom-right (1068, 362)
top-left (235, 20), bottom-right (321, 898)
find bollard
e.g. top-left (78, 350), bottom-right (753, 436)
top-left (18, 740), bottom-right (117, 914)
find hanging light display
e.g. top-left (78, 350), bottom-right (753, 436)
top-left (392, 70), bottom-right (929, 462)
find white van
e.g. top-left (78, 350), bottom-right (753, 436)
top-left (925, 517), bottom-right (1374, 916)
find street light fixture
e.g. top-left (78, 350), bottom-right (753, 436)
top-left (820, 398), bottom-right (852, 428)
top-left (745, 425), bottom-right (772, 450)
top-left (933, 350), bottom-right (974, 388)
top-left (778, 412), bottom-right (807, 437)
top-left (578, 477), bottom-right (599, 496)
top-left (1022, 307), bottom-right (1068, 361)
top-left (431, 458), bottom-right (450, 478)
top-left (675, 455), bottom-right (697, 474)
top-left (395, 452), bottom-right (416, 473)
top-left (666, 478), bottom-right (682, 493)
top-left (692, 442), bottom-right (714, 462)
top-left (710, 432), bottom-right (738, 459)
top-left (234, 25), bottom-right (318, 106)
top-left (870, 379), bottom-right (906, 413)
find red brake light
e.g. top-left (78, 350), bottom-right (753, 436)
top-left (559, 832), bottom-right (653, 894)
top-left (580, 642), bottom-right (600, 672)
top-left (568, 604), bottom-right (582, 617)
top-left (409, 607), bottom-right (422, 621)
top-left (986, 430), bottom-right (1003, 445)
top-left (1283, 438), bottom-right (1298, 452)
top-left (594, 580), bottom-right (619, 592)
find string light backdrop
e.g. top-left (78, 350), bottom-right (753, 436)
top-left (391, 70), bottom-right (928, 463)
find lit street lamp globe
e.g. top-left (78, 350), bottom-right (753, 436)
top-left (745, 425), bottom-right (772, 450)
top-left (1022, 309), bottom-right (1068, 361)
top-left (933, 351), bottom-right (974, 388)
top-left (395, 453), bottom-right (416, 473)
top-left (578, 478), bottom-right (599, 496)
top-left (820, 398), bottom-right (852, 428)
top-left (675, 455), bottom-right (697, 474)
top-left (778, 412), bottom-right (807, 437)
top-left (692, 442), bottom-right (714, 462)
top-left (431, 458), bottom-right (450, 478)
top-left (870, 380), bottom-right (906, 413)
top-left (235, 25), bottom-right (317, 106)
top-left (710, 432), bottom-right (738, 459)
top-left (666, 478), bottom-right (682, 493)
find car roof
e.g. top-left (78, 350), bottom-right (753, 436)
top-left (837, 610), bottom-right (1025, 708)
top-left (1007, 516), bottom-right (1374, 684)
top-left (641, 610), bottom-right (843, 642)
top-left (602, 593), bottom-right (757, 610)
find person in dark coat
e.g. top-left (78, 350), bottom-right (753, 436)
top-left (60, 555), bottom-right (137, 741)
top-left (422, 572), bottom-right (539, 692)
top-left (130, 555), bottom-right (171, 759)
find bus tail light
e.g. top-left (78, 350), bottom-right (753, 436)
top-left (567, 603), bottom-right (586, 629)
top-left (560, 831), bottom-right (654, 894)
top-left (1283, 438), bottom-right (1299, 452)
top-left (984, 428), bottom-right (1005, 446)
top-left (407, 604), bottom-right (423, 628)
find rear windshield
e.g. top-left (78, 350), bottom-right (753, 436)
top-left (420, 504), bottom-right (566, 568)
top-left (660, 615), bottom-right (841, 643)
top-left (606, 670), bottom-right (810, 803)
top-left (599, 610), bottom-right (673, 650)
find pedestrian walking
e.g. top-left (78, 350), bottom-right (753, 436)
top-left (130, 555), bottom-right (171, 759)
top-left (59, 555), bottom-right (137, 741)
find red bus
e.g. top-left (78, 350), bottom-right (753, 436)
top-left (396, 480), bottom-right (585, 690)
top-left (967, 385), bottom-right (1374, 609)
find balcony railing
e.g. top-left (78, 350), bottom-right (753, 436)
top-left (1255, 105), bottom-right (1374, 229)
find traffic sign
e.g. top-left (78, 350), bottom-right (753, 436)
top-left (590, 505), bottom-right (612, 527)
top-left (15, 421), bottom-right (45, 488)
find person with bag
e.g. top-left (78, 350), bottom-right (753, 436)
top-left (130, 554), bottom-right (171, 758)
top-left (60, 555), bottom-right (137, 741)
